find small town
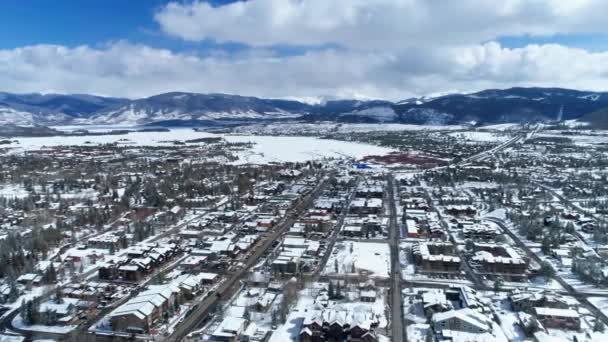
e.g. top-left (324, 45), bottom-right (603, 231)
top-left (2, 1), bottom-right (608, 341)
top-left (0, 123), bottom-right (606, 342)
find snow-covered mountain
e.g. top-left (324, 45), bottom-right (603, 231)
top-left (0, 87), bottom-right (607, 126)
top-left (392, 87), bottom-right (608, 125)
top-left (87, 92), bottom-right (309, 125)
top-left (0, 92), bottom-right (128, 125)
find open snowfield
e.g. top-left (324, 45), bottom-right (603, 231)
top-left (448, 131), bottom-right (511, 143)
top-left (233, 122), bottom-right (467, 135)
top-left (479, 123), bottom-right (521, 131)
top-left (537, 132), bottom-right (608, 146)
top-left (323, 241), bottom-right (391, 278)
top-left (0, 184), bottom-right (30, 199)
top-left (0, 184), bottom-right (97, 200)
top-left (6, 128), bottom-right (395, 164)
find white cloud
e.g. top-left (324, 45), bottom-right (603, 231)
top-left (1, 1), bottom-right (607, 100)
top-left (155, 0), bottom-right (608, 49)
top-left (2, 1), bottom-right (608, 100)
top-left (1, 41), bottom-right (608, 100)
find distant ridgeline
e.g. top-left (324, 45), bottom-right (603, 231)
top-left (0, 87), bottom-right (608, 127)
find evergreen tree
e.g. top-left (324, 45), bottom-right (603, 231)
top-left (45, 263), bottom-right (57, 284)
top-left (426, 328), bottom-right (434, 342)
top-left (336, 282), bottom-right (342, 299)
top-left (465, 239), bottom-right (475, 252)
top-left (594, 320), bottom-right (605, 332)
top-left (493, 277), bottom-right (503, 293)
top-left (20, 300), bottom-right (29, 324)
top-left (243, 308), bottom-right (250, 322)
top-left (540, 261), bottom-right (555, 281)
top-left (271, 310), bottom-right (277, 327)
top-left (8, 282), bottom-right (19, 303)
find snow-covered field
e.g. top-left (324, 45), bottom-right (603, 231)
top-left (0, 184), bottom-right (98, 200)
top-left (0, 184), bottom-right (30, 199)
top-left (6, 128), bottom-right (395, 164)
top-left (232, 122), bottom-right (467, 135)
top-left (449, 131), bottom-right (511, 143)
top-left (479, 123), bottom-right (521, 131)
top-left (537, 132), bottom-right (608, 146)
top-left (228, 135), bottom-right (395, 164)
top-left (323, 241), bottom-right (391, 278)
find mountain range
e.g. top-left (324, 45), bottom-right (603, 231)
top-left (0, 87), bottom-right (607, 127)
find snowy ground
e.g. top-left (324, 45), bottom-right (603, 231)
top-left (403, 288), bottom-right (509, 342)
top-left (0, 184), bottom-right (30, 199)
top-left (269, 284), bottom-right (389, 342)
top-left (7, 128), bottom-right (395, 164)
top-left (0, 184), bottom-right (98, 200)
top-left (449, 131), bottom-right (511, 143)
top-left (536, 132), bottom-right (608, 146)
top-left (479, 123), bottom-right (521, 131)
top-left (13, 314), bottom-right (77, 335)
top-left (232, 122), bottom-right (467, 135)
top-left (322, 241), bottom-right (391, 278)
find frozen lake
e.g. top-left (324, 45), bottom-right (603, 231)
top-left (5, 127), bottom-right (395, 164)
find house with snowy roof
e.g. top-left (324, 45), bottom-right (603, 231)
top-left (431, 308), bottom-right (492, 334)
top-left (299, 304), bottom-right (381, 342)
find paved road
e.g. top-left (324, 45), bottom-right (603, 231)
top-left (313, 177), bottom-right (359, 278)
top-left (483, 216), bottom-right (608, 325)
top-left (387, 174), bottom-right (405, 342)
top-left (165, 174), bottom-right (331, 342)
top-left (458, 133), bottom-right (525, 165)
top-left (433, 207), bottom-right (485, 288)
top-left (535, 182), bottom-right (607, 229)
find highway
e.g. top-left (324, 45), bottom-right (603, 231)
top-left (458, 132), bottom-right (525, 165)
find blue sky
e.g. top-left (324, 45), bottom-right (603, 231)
top-left (2, 1), bottom-right (606, 53)
top-left (0, 0), bottom-right (607, 100)
top-left (0, 1), bottom-right (240, 49)
top-left (497, 33), bottom-right (608, 52)
top-left (0, 0), bottom-right (328, 57)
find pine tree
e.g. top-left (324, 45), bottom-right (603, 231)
top-left (540, 261), bottom-right (555, 281)
top-left (493, 277), bottom-right (503, 293)
top-left (45, 263), bottom-right (57, 283)
top-left (594, 320), bottom-right (605, 332)
top-left (8, 282), bottom-right (19, 303)
top-left (19, 300), bottom-right (28, 324)
top-left (426, 328), bottom-right (434, 342)
top-left (243, 308), bottom-right (250, 322)
top-left (55, 288), bottom-right (64, 304)
top-left (336, 282), bottom-right (342, 299)
top-left (271, 310), bottom-right (278, 327)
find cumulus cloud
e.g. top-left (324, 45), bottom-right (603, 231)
top-left (155, 0), bottom-right (608, 49)
top-left (1, 41), bottom-right (608, 100)
top-left (2, 0), bottom-right (608, 100)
